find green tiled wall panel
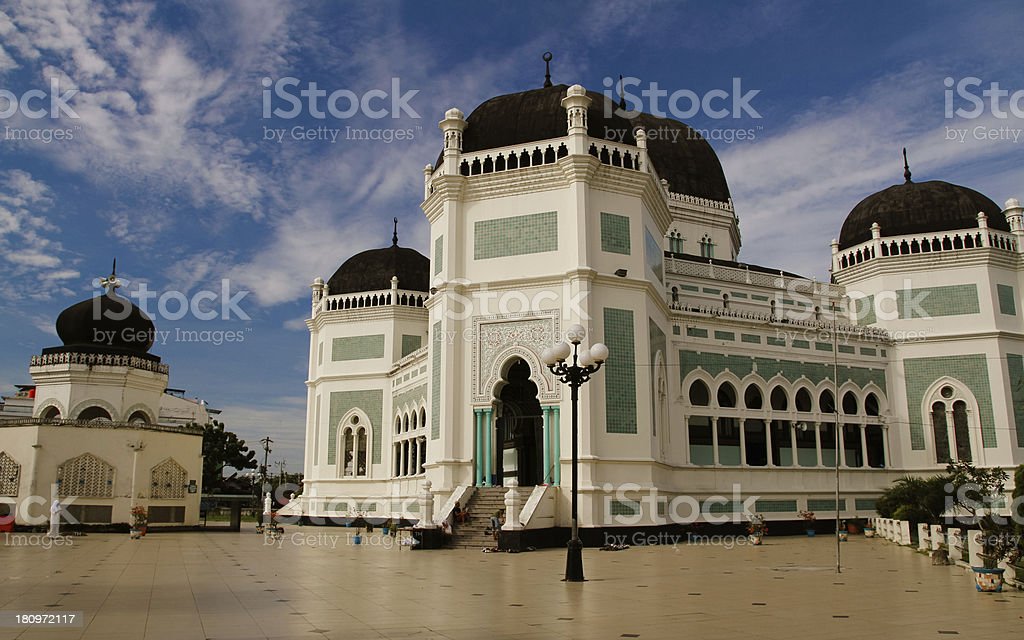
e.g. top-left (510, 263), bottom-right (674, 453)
top-left (897, 285), bottom-right (979, 318)
top-left (766, 336), bottom-right (786, 347)
top-left (393, 384), bottom-right (427, 413)
top-left (903, 354), bottom-right (995, 449)
top-left (679, 351), bottom-right (887, 391)
top-left (751, 295), bottom-right (770, 302)
top-left (332, 334), bottom-right (385, 361)
top-left (327, 389), bottom-right (384, 465)
top-left (731, 292), bottom-right (749, 299)
top-left (860, 347), bottom-right (877, 356)
top-left (807, 499), bottom-right (847, 511)
top-left (703, 288), bottom-right (721, 295)
top-left (431, 322), bottom-right (442, 439)
top-left (610, 500), bottom-right (639, 516)
top-left (434, 235), bottom-right (443, 275)
top-left (680, 285), bottom-right (700, 292)
top-left (474, 211), bottom-right (557, 259)
top-left (672, 326), bottom-right (681, 335)
top-left (687, 327), bottom-right (708, 338)
top-left (401, 334), bottom-right (422, 357)
top-left (854, 295), bottom-right (876, 325)
top-left (741, 334), bottom-right (761, 344)
top-left (815, 342), bottom-right (834, 352)
top-left (1007, 354), bottom-right (1024, 446)
top-left (755, 500), bottom-right (798, 513)
top-left (605, 308), bottom-right (637, 434)
top-left (600, 212), bottom-right (631, 255)
top-left (997, 284), bottom-right (1016, 316)
top-left (714, 331), bottom-right (735, 341)
top-left (838, 345), bottom-right (855, 354)
top-left (854, 499), bottom-right (878, 511)
top-left (792, 339), bottom-right (810, 349)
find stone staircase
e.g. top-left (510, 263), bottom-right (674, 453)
top-left (449, 487), bottom-right (507, 549)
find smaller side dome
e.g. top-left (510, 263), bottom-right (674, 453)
top-left (838, 179), bottom-right (1006, 250)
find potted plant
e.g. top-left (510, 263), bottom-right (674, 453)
top-left (382, 518), bottom-right (393, 536)
top-left (944, 461), bottom-right (1014, 592)
top-left (864, 519), bottom-right (876, 538)
top-left (838, 520), bottom-right (849, 542)
top-left (747, 514), bottom-right (767, 545)
top-left (846, 518), bottom-right (864, 535)
top-left (799, 510), bottom-right (816, 537)
top-left (130, 505), bottom-right (147, 539)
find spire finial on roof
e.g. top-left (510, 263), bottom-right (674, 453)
top-left (542, 52), bottom-right (552, 88)
top-left (392, 217), bottom-right (399, 246)
top-left (618, 74), bottom-right (626, 111)
top-left (903, 147), bottom-right (912, 183)
top-left (100, 258), bottom-right (121, 294)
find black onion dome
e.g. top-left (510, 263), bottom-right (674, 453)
top-left (440, 84), bottom-right (731, 202)
top-left (327, 244), bottom-right (430, 295)
top-left (838, 180), bottom-right (1006, 250)
top-left (54, 293), bottom-right (156, 355)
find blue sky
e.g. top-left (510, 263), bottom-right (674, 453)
top-left (1, 0), bottom-right (1022, 469)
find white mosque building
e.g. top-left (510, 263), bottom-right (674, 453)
top-left (0, 268), bottom-right (208, 528)
top-left (289, 73), bottom-right (1023, 542)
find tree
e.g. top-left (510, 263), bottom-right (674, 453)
top-left (876, 474), bottom-right (949, 525)
top-left (199, 420), bottom-right (257, 492)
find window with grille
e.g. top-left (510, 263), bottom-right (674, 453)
top-left (0, 452), bottom-right (20, 496)
top-left (57, 454), bottom-right (114, 498)
top-left (150, 459), bottom-right (188, 499)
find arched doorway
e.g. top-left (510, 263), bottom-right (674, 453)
top-left (495, 359), bottom-right (544, 486)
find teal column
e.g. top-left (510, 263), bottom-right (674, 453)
top-left (474, 409), bottom-right (483, 486)
top-left (542, 406), bottom-right (551, 484)
top-left (483, 408), bottom-right (493, 486)
top-left (552, 406), bottom-right (561, 485)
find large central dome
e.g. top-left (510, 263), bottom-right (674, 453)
top-left (442, 84), bottom-right (732, 203)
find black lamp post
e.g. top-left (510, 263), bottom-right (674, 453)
top-left (541, 324), bottom-right (609, 582)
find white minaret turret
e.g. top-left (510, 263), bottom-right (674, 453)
top-left (561, 84), bottom-right (592, 156)
top-left (1002, 198), bottom-right (1024, 253)
top-left (310, 277), bottom-right (325, 317)
top-left (423, 163), bottom-right (433, 200)
top-left (438, 108), bottom-right (467, 175)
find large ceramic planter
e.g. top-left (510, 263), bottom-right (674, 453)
top-left (838, 532), bottom-right (848, 542)
top-left (972, 567), bottom-right (1005, 592)
top-left (863, 527), bottom-right (875, 538)
top-left (806, 529), bottom-right (816, 537)
top-left (750, 535), bottom-right (763, 545)
top-left (130, 528), bottom-right (142, 540)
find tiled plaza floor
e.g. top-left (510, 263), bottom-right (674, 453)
top-left (0, 527), bottom-right (1021, 639)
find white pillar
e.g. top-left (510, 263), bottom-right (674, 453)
top-left (930, 525), bottom-right (944, 551)
top-left (418, 480), bottom-right (436, 528)
top-left (918, 523), bottom-right (929, 551)
top-left (502, 479), bottom-right (524, 531)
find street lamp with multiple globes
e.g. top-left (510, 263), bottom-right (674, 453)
top-left (541, 323), bottom-right (609, 582)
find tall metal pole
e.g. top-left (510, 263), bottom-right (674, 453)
top-left (566, 343), bottom-right (583, 581)
top-left (832, 300), bottom-right (841, 574)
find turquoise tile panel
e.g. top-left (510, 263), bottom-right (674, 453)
top-left (401, 334), bottom-right (422, 357)
top-left (434, 235), bottom-right (443, 275)
top-left (1007, 354), bottom-right (1024, 446)
top-left (600, 212), bottom-right (631, 255)
top-left (327, 389), bottom-right (383, 465)
top-left (997, 284), bottom-right (1016, 316)
top-left (903, 354), bottom-right (995, 449)
top-left (605, 308), bottom-right (637, 434)
top-left (474, 211), bottom-right (557, 259)
top-left (332, 334), bottom-right (385, 361)
top-left (431, 322), bottom-right (442, 439)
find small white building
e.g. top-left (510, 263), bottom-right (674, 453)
top-left (0, 269), bottom-right (206, 527)
top-left (290, 77), bottom-right (1023, 537)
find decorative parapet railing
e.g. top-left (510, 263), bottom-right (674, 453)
top-left (30, 351), bottom-right (169, 374)
top-left (0, 417), bottom-right (204, 435)
top-left (665, 255), bottom-right (842, 297)
top-left (835, 227), bottom-right (1019, 272)
top-left (669, 303), bottom-right (892, 343)
top-left (318, 288), bottom-right (428, 314)
top-left (667, 192), bottom-right (734, 212)
top-left (426, 134), bottom-right (657, 195)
